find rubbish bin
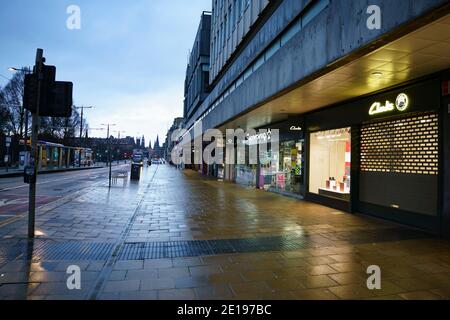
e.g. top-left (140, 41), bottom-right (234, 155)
top-left (130, 163), bottom-right (141, 180)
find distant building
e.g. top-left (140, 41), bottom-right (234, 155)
top-left (183, 11), bottom-right (212, 121)
top-left (163, 117), bottom-right (184, 164)
top-left (150, 135), bottom-right (164, 159)
top-left (68, 135), bottom-right (137, 162)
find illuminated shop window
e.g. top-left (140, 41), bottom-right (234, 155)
top-left (309, 128), bottom-right (351, 201)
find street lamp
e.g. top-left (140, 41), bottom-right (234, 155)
top-left (101, 123), bottom-right (116, 188)
top-left (9, 66), bottom-right (32, 165)
top-left (74, 106), bottom-right (94, 167)
top-left (8, 67), bottom-right (29, 72)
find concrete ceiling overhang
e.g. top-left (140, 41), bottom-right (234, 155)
top-left (218, 13), bottom-right (450, 132)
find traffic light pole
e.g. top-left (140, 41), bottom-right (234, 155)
top-left (107, 124), bottom-right (112, 188)
top-left (28, 48), bottom-right (44, 239)
top-left (79, 107), bottom-right (84, 167)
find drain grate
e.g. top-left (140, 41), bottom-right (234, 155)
top-left (0, 227), bottom-right (432, 265)
top-left (118, 234), bottom-right (332, 260)
top-left (117, 227), bottom-right (431, 260)
top-left (0, 243), bottom-right (24, 268)
top-left (31, 241), bottom-right (114, 261)
top-left (0, 240), bottom-right (114, 265)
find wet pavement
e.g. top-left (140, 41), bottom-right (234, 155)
top-left (0, 164), bottom-right (450, 300)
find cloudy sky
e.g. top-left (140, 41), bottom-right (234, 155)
top-left (0, 0), bottom-right (211, 146)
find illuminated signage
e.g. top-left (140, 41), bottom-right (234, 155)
top-left (290, 126), bottom-right (302, 131)
top-left (247, 129), bottom-right (272, 145)
top-left (369, 93), bottom-right (409, 115)
top-left (395, 93), bottom-right (409, 111)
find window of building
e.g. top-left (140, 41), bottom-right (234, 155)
top-left (238, 0), bottom-right (243, 16)
top-left (231, 0), bottom-right (236, 26)
top-left (228, 6), bottom-right (232, 33)
top-left (280, 20), bottom-right (301, 46)
top-left (265, 39), bottom-right (280, 61)
top-left (243, 67), bottom-right (252, 80)
top-left (224, 14), bottom-right (228, 38)
top-left (235, 75), bottom-right (243, 87)
top-left (253, 54), bottom-right (265, 72)
top-left (309, 128), bottom-right (351, 201)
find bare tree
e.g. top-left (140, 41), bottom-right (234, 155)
top-left (2, 71), bottom-right (27, 138)
top-left (0, 86), bottom-right (9, 134)
top-left (1, 73), bottom-right (84, 143)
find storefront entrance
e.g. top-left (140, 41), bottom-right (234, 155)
top-left (359, 112), bottom-right (439, 217)
top-left (257, 118), bottom-right (305, 197)
top-left (305, 76), bottom-right (443, 234)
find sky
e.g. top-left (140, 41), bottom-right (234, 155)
top-left (0, 0), bottom-right (211, 146)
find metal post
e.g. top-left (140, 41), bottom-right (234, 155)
top-left (28, 48), bottom-right (43, 239)
top-left (24, 110), bottom-right (29, 152)
top-left (22, 68), bottom-right (30, 162)
top-left (108, 125), bottom-right (112, 188)
top-left (5, 145), bottom-right (9, 173)
top-left (78, 107), bottom-right (83, 167)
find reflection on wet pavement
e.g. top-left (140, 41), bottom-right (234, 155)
top-left (1, 165), bottom-right (450, 300)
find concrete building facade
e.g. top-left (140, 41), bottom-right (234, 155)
top-left (184, 11), bottom-right (213, 121)
top-left (182, 0), bottom-right (450, 237)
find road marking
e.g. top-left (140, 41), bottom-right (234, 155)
top-left (0, 165), bottom-right (131, 228)
top-left (0, 177), bottom-right (77, 192)
top-left (0, 165), bottom-right (128, 192)
top-left (0, 198), bottom-right (24, 207)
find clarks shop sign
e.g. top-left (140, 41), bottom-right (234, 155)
top-left (369, 93), bottom-right (409, 116)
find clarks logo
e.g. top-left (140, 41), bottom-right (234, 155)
top-left (369, 93), bottom-right (409, 115)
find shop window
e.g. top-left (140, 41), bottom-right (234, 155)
top-left (309, 128), bottom-right (351, 201)
top-left (259, 139), bottom-right (304, 195)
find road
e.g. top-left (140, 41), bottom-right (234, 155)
top-left (0, 164), bottom-right (130, 225)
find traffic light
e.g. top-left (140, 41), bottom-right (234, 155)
top-left (23, 64), bottom-right (73, 117)
top-left (41, 81), bottom-right (73, 117)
